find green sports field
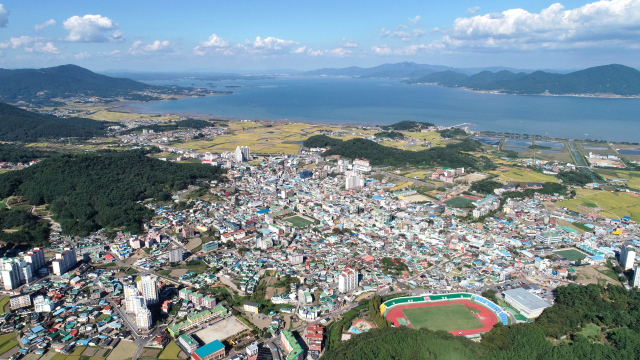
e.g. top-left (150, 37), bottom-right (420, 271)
top-left (553, 249), bottom-right (588, 262)
top-left (401, 304), bottom-right (482, 331)
top-left (444, 197), bottom-right (474, 208)
top-left (284, 215), bottom-right (314, 228)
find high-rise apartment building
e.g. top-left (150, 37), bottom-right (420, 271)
top-left (235, 146), bottom-right (251, 162)
top-left (169, 247), bottom-right (183, 263)
top-left (620, 245), bottom-right (636, 270)
top-left (338, 268), bottom-right (359, 293)
top-left (137, 275), bottom-right (159, 306)
top-left (52, 249), bottom-right (77, 276)
top-left (24, 248), bottom-right (45, 272)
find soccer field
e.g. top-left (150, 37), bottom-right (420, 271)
top-left (401, 304), bottom-right (482, 332)
top-left (553, 249), bottom-right (588, 262)
top-left (284, 215), bottom-right (314, 228)
top-left (444, 197), bottom-right (474, 208)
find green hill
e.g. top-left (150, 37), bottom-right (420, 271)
top-left (0, 150), bottom-right (227, 236)
top-left (408, 64), bottom-right (640, 96)
top-left (0, 102), bottom-right (106, 141)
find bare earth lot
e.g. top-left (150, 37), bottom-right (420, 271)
top-left (194, 316), bottom-right (249, 343)
top-left (107, 340), bottom-right (138, 360)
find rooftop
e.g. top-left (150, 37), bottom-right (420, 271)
top-left (503, 288), bottom-right (550, 311)
top-left (194, 340), bottom-right (225, 358)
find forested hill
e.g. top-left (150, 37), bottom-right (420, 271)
top-left (0, 102), bottom-right (106, 141)
top-left (322, 284), bottom-right (640, 360)
top-left (320, 137), bottom-right (494, 170)
top-left (0, 64), bottom-right (173, 102)
top-left (0, 150), bottom-right (227, 236)
top-left (408, 64), bottom-right (640, 96)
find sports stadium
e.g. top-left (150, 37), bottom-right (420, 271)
top-left (381, 293), bottom-right (509, 337)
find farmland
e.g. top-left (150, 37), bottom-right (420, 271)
top-left (559, 189), bottom-right (640, 222)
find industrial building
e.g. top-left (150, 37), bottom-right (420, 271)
top-left (503, 287), bottom-right (551, 318)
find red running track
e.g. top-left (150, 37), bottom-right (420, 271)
top-left (384, 300), bottom-right (498, 336)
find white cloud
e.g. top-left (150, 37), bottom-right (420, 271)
top-left (129, 40), bottom-right (173, 55)
top-left (0, 36), bottom-right (60, 54)
top-left (62, 14), bottom-right (121, 42)
top-left (338, 38), bottom-right (358, 48)
top-left (434, 0), bottom-right (640, 50)
top-left (247, 36), bottom-right (297, 51)
top-left (408, 15), bottom-right (421, 24)
top-left (380, 28), bottom-right (391, 37)
top-left (35, 19), bottom-right (56, 31)
top-left (371, 44), bottom-right (429, 55)
top-left (0, 4), bottom-right (9, 28)
top-left (385, 17), bottom-right (427, 41)
top-left (328, 47), bottom-right (352, 57)
top-left (292, 46), bottom-right (306, 53)
top-left (75, 52), bottom-right (90, 59)
top-left (193, 33), bottom-right (232, 55)
top-left (467, 6), bottom-right (481, 15)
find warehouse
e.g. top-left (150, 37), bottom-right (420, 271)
top-left (503, 288), bottom-right (550, 319)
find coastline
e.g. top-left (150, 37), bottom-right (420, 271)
top-left (407, 82), bottom-right (640, 99)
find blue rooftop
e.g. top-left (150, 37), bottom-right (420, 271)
top-left (195, 340), bottom-right (225, 358)
top-left (257, 209), bottom-right (271, 214)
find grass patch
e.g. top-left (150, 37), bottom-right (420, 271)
top-left (125, 268), bottom-right (138, 275)
top-left (553, 249), bottom-right (588, 262)
top-left (158, 341), bottom-right (182, 360)
top-left (583, 202), bottom-right (598, 208)
top-left (444, 197), bottom-right (474, 208)
top-left (0, 297), bottom-right (10, 312)
top-left (283, 215), bottom-right (314, 228)
top-left (0, 340), bottom-right (18, 355)
top-left (72, 347), bottom-right (87, 356)
top-left (596, 268), bottom-right (619, 281)
top-left (400, 304), bottom-right (482, 332)
top-left (97, 262), bottom-right (117, 268)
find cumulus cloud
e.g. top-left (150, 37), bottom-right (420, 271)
top-left (408, 15), bottom-right (421, 24)
top-left (305, 47), bottom-right (353, 57)
top-left (129, 40), bottom-right (173, 55)
top-left (338, 38), bottom-right (358, 48)
top-left (0, 4), bottom-right (9, 28)
top-left (245, 36), bottom-right (298, 52)
top-left (434, 0), bottom-right (640, 50)
top-left (63, 14), bottom-right (121, 42)
top-left (193, 33), bottom-right (232, 55)
top-left (380, 28), bottom-right (391, 37)
top-left (0, 36), bottom-right (60, 53)
top-left (35, 19), bottom-right (56, 31)
top-left (467, 6), bottom-right (481, 15)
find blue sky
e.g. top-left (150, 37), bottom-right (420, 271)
top-left (0, 0), bottom-right (639, 71)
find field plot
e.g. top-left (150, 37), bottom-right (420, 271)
top-left (559, 189), bottom-right (640, 222)
top-left (107, 340), bottom-right (138, 360)
top-left (553, 248), bottom-right (588, 262)
top-left (402, 304), bottom-right (482, 332)
top-left (284, 215), bottom-right (314, 228)
top-left (493, 169), bottom-right (558, 184)
top-left (158, 341), bottom-right (182, 360)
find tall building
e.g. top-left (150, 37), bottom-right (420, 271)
top-left (620, 245), bottom-right (636, 270)
top-left (352, 158), bottom-right (372, 172)
top-left (345, 171), bottom-right (364, 190)
top-left (10, 293), bottom-right (31, 310)
top-left (169, 247), bottom-right (183, 263)
top-left (634, 266), bottom-right (640, 288)
top-left (235, 146), bottom-right (251, 162)
top-left (280, 330), bottom-right (303, 360)
top-left (52, 249), bottom-right (77, 276)
top-left (290, 254), bottom-right (304, 265)
top-left (1, 258), bottom-right (21, 290)
top-left (136, 306), bottom-right (153, 331)
top-left (137, 275), bottom-right (159, 306)
top-left (24, 248), bottom-right (45, 272)
top-left (338, 268), bottom-right (359, 293)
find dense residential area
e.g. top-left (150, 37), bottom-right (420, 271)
top-left (0, 116), bottom-right (639, 360)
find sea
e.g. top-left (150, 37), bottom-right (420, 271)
top-left (126, 77), bottom-right (640, 142)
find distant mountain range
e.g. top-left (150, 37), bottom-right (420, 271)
top-left (300, 62), bottom-right (575, 78)
top-left (406, 64), bottom-right (640, 96)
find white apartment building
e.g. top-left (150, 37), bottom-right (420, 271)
top-left (137, 275), bottom-right (159, 306)
top-left (338, 268), bottom-right (359, 293)
top-left (52, 249), bottom-right (77, 276)
top-left (235, 146), bottom-right (251, 162)
top-left (620, 245), bottom-right (636, 270)
top-left (352, 159), bottom-right (372, 172)
top-left (136, 307), bottom-right (153, 331)
top-left (169, 248), bottom-right (183, 263)
top-left (24, 248), bottom-right (45, 272)
top-left (10, 293), bottom-right (31, 310)
top-left (634, 266), bottom-right (640, 288)
top-left (33, 295), bottom-right (55, 312)
top-left (345, 171), bottom-right (364, 191)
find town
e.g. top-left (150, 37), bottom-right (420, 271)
top-left (0, 118), bottom-right (639, 360)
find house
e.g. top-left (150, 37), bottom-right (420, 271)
top-left (243, 301), bottom-right (260, 314)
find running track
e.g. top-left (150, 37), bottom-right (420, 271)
top-left (384, 300), bottom-right (498, 336)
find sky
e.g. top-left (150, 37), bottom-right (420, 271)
top-left (0, 0), bottom-right (639, 72)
